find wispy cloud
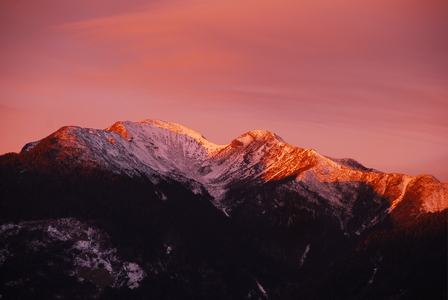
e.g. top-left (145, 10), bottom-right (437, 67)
top-left (1, 0), bottom-right (447, 180)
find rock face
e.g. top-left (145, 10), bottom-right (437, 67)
top-left (0, 119), bottom-right (447, 299)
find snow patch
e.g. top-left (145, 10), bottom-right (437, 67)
top-left (256, 280), bottom-right (269, 299)
top-left (165, 245), bottom-right (172, 254)
top-left (21, 139), bottom-right (42, 152)
top-left (300, 244), bottom-right (311, 266)
top-left (390, 176), bottom-right (413, 211)
top-left (368, 267), bottom-right (378, 285)
top-left (123, 262), bottom-right (146, 289)
top-left (0, 218), bottom-right (146, 290)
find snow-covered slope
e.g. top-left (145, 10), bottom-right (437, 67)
top-left (0, 218), bottom-right (145, 296)
top-left (22, 119), bottom-right (448, 224)
top-left (4, 118), bottom-right (448, 300)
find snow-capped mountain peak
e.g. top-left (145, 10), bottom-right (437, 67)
top-left (3, 119), bottom-right (447, 300)
top-left (230, 130), bottom-right (285, 148)
top-left (19, 119), bottom-right (448, 224)
top-left (106, 119), bottom-right (226, 155)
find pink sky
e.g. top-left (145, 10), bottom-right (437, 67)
top-left (1, 0), bottom-right (447, 182)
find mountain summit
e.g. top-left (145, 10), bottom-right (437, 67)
top-left (1, 119), bottom-right (447, 299)
top-left (20, 119), bottom-right (448, 221)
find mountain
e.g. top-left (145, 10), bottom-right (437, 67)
top-left (1, 119), bottom-right (447, 299)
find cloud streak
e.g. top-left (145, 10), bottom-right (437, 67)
top-left (1, 0), bottom-right (447, 181)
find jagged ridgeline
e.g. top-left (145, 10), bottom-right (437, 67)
top-left (1, 119), bottom-right (447, 300)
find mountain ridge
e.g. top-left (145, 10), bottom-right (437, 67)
top-left (1, 118), bottom-right (446, 299)
top-left (19, 119), bottom-right (448, 223)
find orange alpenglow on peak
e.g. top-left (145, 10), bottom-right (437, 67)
top-left (14, 119), bottom-right (448, 226)
top-left (105, 122), bottom-right (132, 141)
